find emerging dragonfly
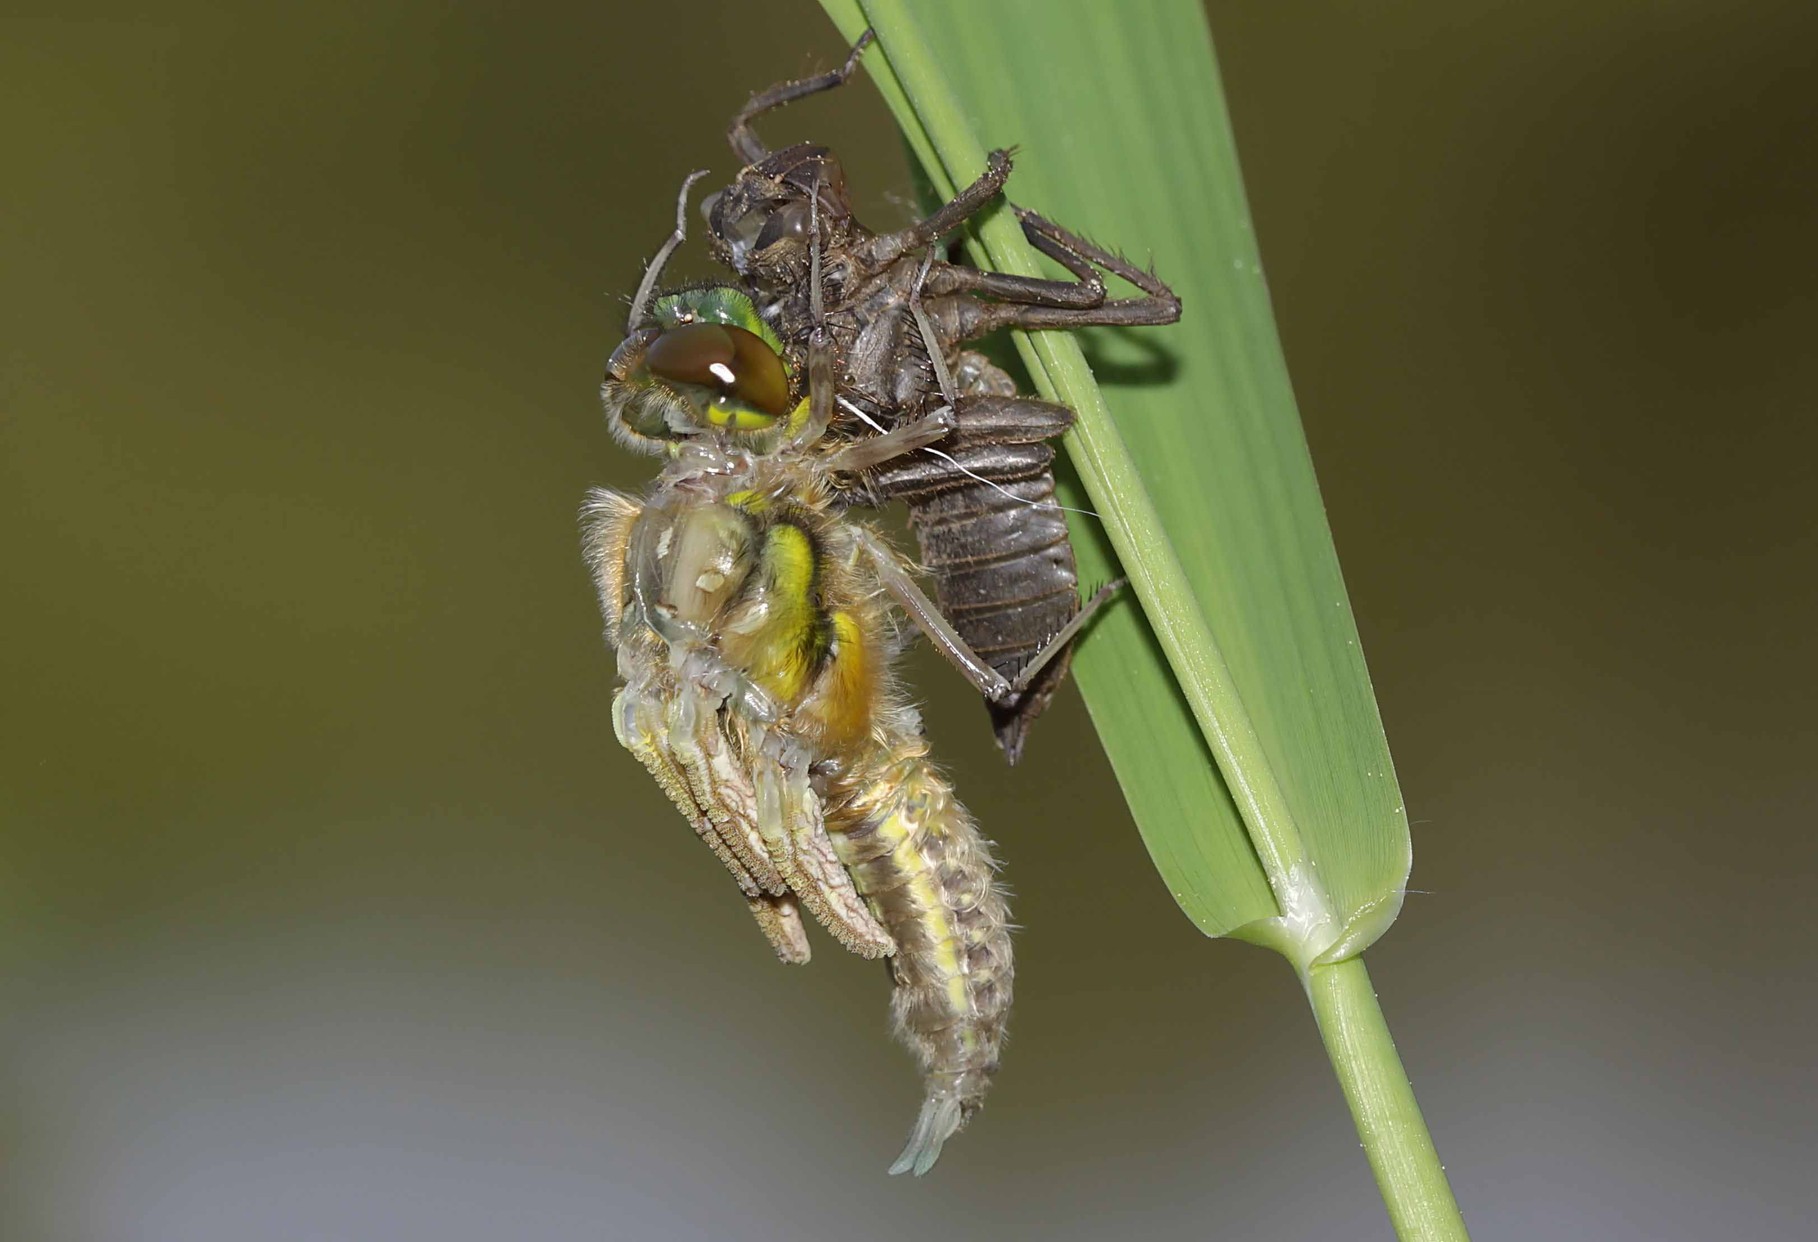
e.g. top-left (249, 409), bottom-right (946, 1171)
top-left (585, 182), bottom-right (1015, 1174)
top-left (702, 29), bottom-right (1181, 763)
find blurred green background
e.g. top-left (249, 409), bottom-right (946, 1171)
top-left (4, 3), bottom-right (1814, 1237)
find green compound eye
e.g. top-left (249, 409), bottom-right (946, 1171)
top-left (645, 322), bottom-right (792, 423)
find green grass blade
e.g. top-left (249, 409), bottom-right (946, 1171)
top-left (810, 0), bottom-right (1471, 1230)
top-left (827, 0), bottom-right (1410, 965)
top-left (815, 2), bottom-right (1468, 1233)
top-left (813, 3), bottom-right (1469, 1233)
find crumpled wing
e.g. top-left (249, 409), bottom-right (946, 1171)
top-left (750, 730), bottom-right (896, 959)
top-left (615, 682), bottom-right (809, 964)
top-left (615, 662), bottom-right (895, 962)
top-left (596, 488), bottom-right (820, 964)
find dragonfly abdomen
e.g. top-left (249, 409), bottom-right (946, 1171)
top-left (831, 756), bottom-right (1013, 1176)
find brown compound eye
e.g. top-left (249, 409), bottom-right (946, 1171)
top-left (645, 322), bottom-right (791, 420)
top-left (755, 200), bottom-right (811, 251)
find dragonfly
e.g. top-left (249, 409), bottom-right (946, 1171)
top-left (586, 182), bottom-right (1015, 1174)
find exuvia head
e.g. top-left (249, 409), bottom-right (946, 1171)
top-left (603, 285), bottom-right (812, 455)
top-left (702, 144), bottom-right (853, 279)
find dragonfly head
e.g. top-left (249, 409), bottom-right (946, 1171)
top-left (603, 284), bottom-right (813, 456)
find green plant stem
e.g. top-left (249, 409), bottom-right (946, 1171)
top-left (1308, 959), bottom-right (1469, 1240)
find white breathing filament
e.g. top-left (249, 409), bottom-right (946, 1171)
top-left (836, 396), bottom-right (1102, 521)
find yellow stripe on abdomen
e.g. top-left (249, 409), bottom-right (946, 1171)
top-left (825, 759), bottom-right (1012, 1175)
top-left (832, 771), bottom-right (980, 1047)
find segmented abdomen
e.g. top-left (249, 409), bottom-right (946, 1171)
top-left (828, 755), bottom-right (1013, 1176)
top-left (866, 411), bottom-right (1081, 763)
